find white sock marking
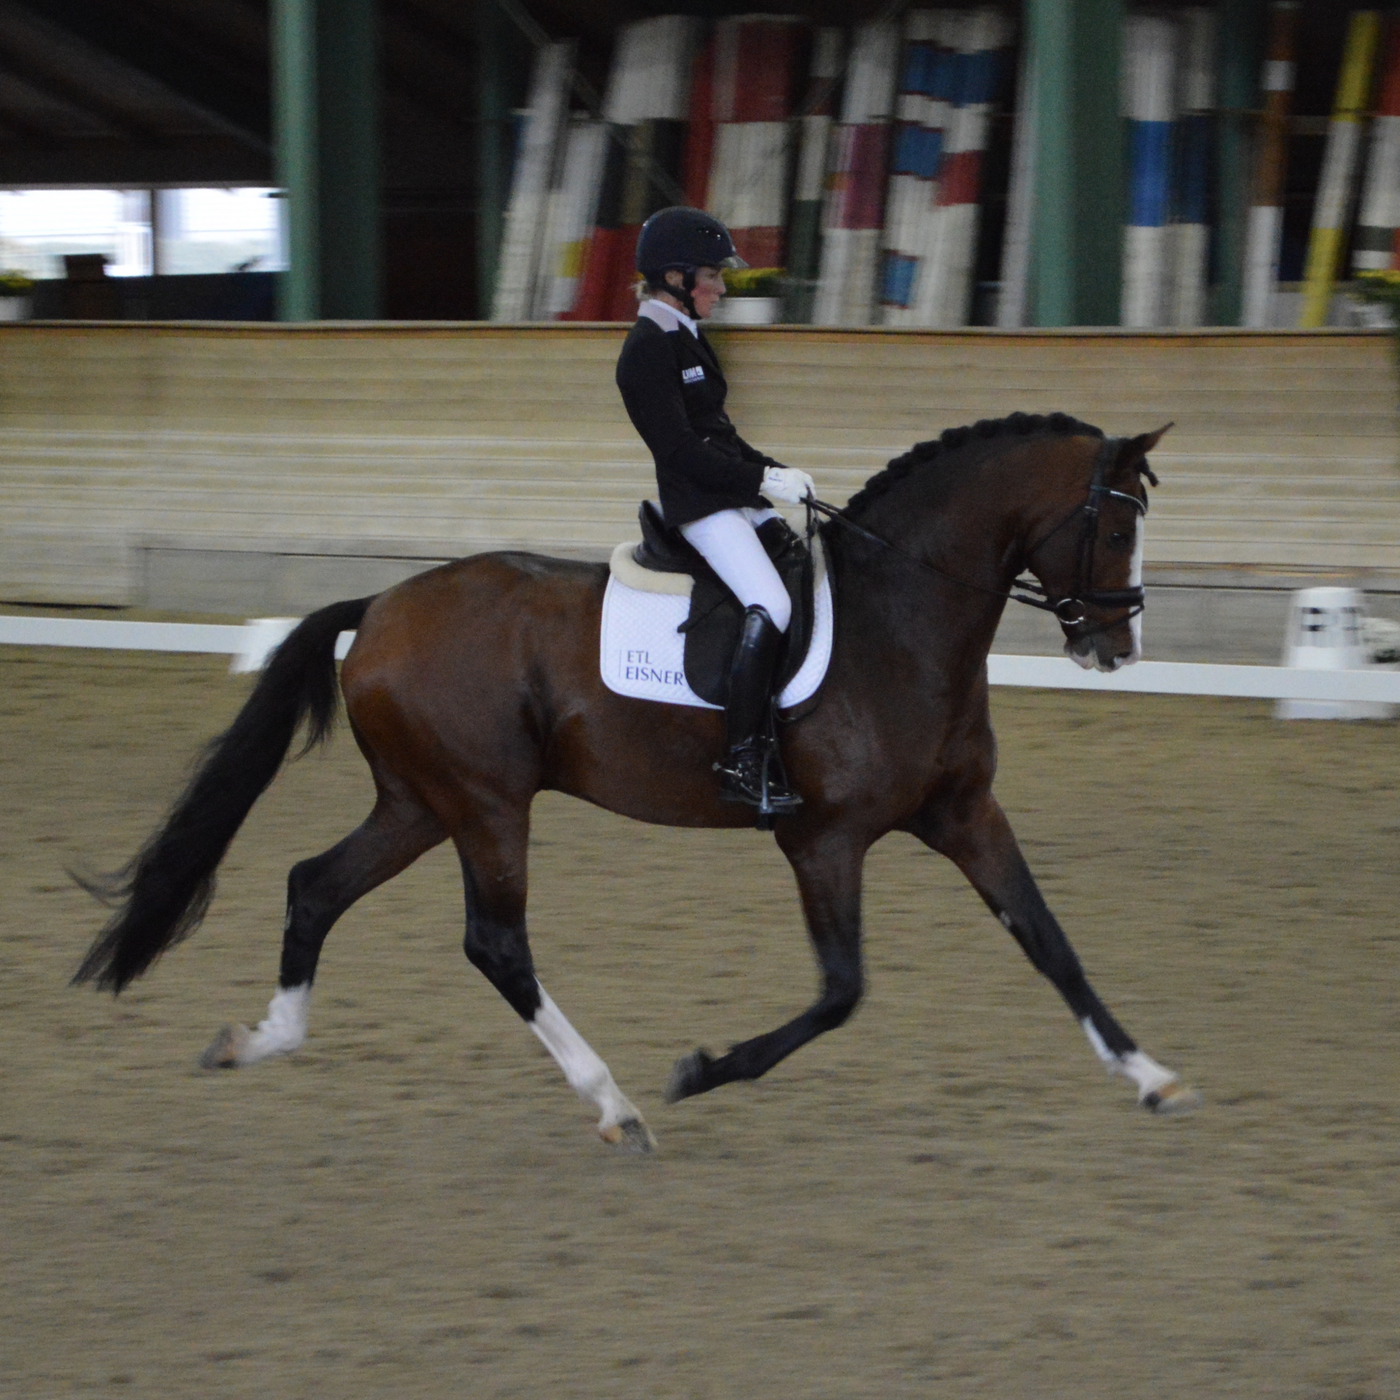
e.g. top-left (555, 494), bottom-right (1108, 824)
top-left (1117, 1049), bottom-right (1177, 1098)
top-left (1080, 1015), bottom-right (1116, 1065)
top-left (530, 984), bottom-right (641, 1132)
top-left (239, 984), bottom-right (310, 1064)
top-left (1080, 1016), bottom-right (1177, 1102)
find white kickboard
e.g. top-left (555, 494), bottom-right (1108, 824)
top-left (599, 537), bottom-right (834, 711)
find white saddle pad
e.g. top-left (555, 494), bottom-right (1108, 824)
top-left (599, 535), bottom-right (834, 711)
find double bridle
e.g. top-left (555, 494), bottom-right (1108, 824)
top-left (806, 435), bottom-right (1152, 637)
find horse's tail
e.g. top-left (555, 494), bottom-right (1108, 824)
top-left (72, 596), bottom-right (373, 994)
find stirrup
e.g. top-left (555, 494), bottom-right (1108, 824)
top-left (713, 743), bottom-right (802, 816)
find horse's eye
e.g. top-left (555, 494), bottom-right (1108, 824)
top-left (1108, 531), bottom-right (1131, 547)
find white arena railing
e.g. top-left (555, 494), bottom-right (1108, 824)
top-left (3, 613), bottom-right (1400, 704)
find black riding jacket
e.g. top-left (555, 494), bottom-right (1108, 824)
top-left (615, 300), bottom-right (773, 528)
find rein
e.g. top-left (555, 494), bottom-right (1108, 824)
top-left (805, 436), bottom-right (1151, 633)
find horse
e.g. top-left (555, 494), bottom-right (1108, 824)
top-left (74, 412), bottom-right (1200, 1152)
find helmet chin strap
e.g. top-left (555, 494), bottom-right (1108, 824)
top-left (677, 267), bottom-right (699, 320)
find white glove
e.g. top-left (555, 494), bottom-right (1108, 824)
top-left (761, 464), bottom-right (816, 505)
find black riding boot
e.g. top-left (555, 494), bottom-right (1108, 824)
top-left (714, 606), bottom-right (802, 817)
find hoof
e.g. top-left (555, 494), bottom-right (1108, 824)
top-left (1143, 1081), bottom-right (1202, 1115)
top-left (664, 1048), bottom-right (714, 1104)
top-left (598, 1117), bottom-right (657, 1153)
top-left (199, 1023), bottom-right (251, 1070)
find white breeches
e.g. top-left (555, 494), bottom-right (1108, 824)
top-left (679, 507), bottom-right (792, 632)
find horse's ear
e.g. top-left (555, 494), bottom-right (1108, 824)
top-left (1116, 422), bottom-right (1172, 462)
top-left (1113, 422), bottom-right (1171, 485)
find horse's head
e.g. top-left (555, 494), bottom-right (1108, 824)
top-left (1024, 426), bottom-right (1168, 673)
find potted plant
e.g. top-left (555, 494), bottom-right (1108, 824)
top-left (1351, 271), bottom-right (1400, 400)
top-left (0, 268), bottom-right (34, 317)
top-left (712, 266), bottom-right (785, 325)
top-left (0, 269), bottom-right (34, 321)
top-left (1351, 269), bottom-right (1400, 327)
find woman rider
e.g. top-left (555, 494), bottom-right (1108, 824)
top-left (615, 206), bottom-right (817, 813)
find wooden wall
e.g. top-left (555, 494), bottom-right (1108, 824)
top-left (2, 321), bottom-right (1397, 608)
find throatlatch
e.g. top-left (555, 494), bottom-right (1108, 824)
top-left (713, 605), bottom-right (802, 828)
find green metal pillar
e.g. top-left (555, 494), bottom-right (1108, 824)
top-left (1214, 0), bottom-right (1265, 325)
top-left (272, 0), bottom-right (380, 321)
top-left (319, 0), bottom-right (380, 318)
top-left (1027, 0), bottom-right (1124, 326)
top-left (475, 4), bottom-right (510, 319)
top-left (273, 0), bottom-right (319, 320)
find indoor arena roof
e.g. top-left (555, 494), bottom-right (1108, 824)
top-left (0, 0), bottom-right (898, 188)
top-left (0, 0), bottom-right (272, 185)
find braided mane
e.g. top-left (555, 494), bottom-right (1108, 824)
top-left (842, 411), bottom-right (1105, 520)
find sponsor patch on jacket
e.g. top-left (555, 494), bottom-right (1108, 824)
top-left (681, 365), bottom-right (705, 384)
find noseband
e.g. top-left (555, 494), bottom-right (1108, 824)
top-left (808, 435), bottom-right (1151, 636)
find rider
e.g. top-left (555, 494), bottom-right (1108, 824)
top-left (615, 206), bottom-right (816, 813)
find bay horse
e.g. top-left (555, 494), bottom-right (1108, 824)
top-left (74, 412), bottom-right (1199, 1151)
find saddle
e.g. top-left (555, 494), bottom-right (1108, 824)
top-left (630, 501), bottom-right (816, 709)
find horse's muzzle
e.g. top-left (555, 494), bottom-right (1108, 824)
top-left (1064, 629), bottom-right (1138, 673)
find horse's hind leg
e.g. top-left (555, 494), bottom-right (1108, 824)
top-left (200, 790), bottom-right (445, 1068)
top-left (909, 792), bottom-right (1200, 1113)
top-left (451, 811), bottom-right (655, 1152)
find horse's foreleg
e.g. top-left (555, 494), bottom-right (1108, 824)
top-left (910, 793), bottom-right (1199, 1114)
top-left (666, 829), bottom-right (865, 1102)
top-left (201, 790), bottom-right (445, 1069)
top-left (452, 815), bottom-right (655, 1152)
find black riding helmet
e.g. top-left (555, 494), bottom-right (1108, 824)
top-left (636, 207), bottom-right (747, 318)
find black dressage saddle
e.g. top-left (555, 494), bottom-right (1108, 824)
top-left (632, 501), bottom-right (816, 709)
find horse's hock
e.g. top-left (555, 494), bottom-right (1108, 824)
top-left (2, 321), bottom-right (1398, 661)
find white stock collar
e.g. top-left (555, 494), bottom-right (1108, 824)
top-left (638, 297), bottom-right (699, 338)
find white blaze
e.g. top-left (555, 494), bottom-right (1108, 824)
top-left (1128, 512), bottom-right (1145, 663)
